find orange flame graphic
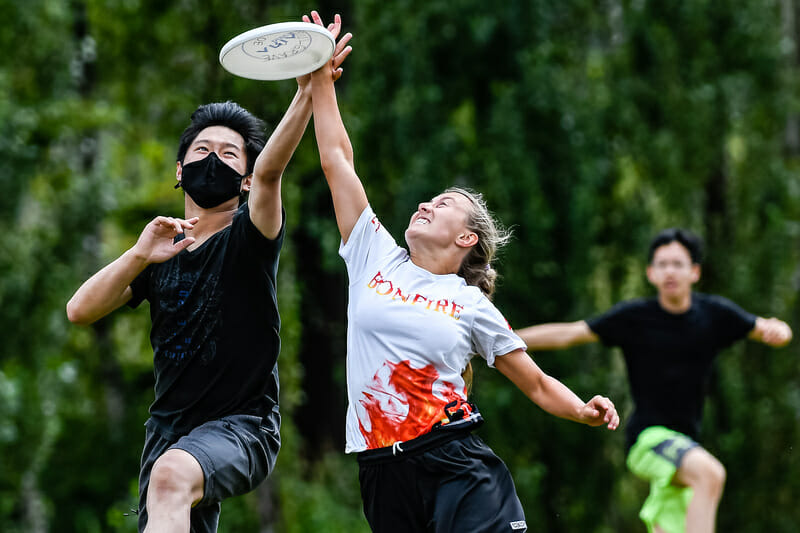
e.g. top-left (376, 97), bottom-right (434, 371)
top-left (358, 360), bottom-right (462, 449)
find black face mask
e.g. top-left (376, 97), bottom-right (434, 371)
top-left (175, 152), bottom-right (246, 208)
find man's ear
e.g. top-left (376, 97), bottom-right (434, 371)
top-left (241, 173), bottom-right (253, 192)
top-left (646, 264), bottom-right (656, 286)
top-left (456, 231), bottom-right (479, 248)
top-left (691, 264), bottom-right (701, 283)
top-left (176, 161), bottom-right (182, 184)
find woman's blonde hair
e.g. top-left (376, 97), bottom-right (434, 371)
top-left (446, 186), bottom-right (513, 396)
top-left (445, 187), bottom-right (512, 299)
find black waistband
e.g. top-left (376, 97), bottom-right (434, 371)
top-left (357, 417), bottom-right (482, 465)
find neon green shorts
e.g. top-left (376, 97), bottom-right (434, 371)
top-left (626, 426), bottom-right (699, 533)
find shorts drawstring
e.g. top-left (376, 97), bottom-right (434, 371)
top-left (392, 441), bottom-right (404, 456)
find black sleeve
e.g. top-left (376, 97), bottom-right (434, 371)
top-left (585, 299), bottom-right (644, 347)
top-left (230, 203), bottom-right (285, 277)
top-left (127, 265), bottom-right (153, 308)
top-left (707, 295), bottom-right (757, 349)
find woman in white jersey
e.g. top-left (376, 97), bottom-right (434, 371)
top-left (306, 12), bottom-right (619, 533)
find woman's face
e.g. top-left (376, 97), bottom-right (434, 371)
top-left (405, 191), bottom-right (474, 250)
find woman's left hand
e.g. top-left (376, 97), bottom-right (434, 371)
top-left (580, 395), bottom-right (619, 430)
top-left (297, 11), bottom-right (353, 87)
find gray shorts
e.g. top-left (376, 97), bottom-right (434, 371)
top-left (137, 409), bottom-right (281, 532)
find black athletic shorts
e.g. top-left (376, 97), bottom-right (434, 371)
top-left (137, 409), bottom-right (281, 532)
top-left (358, 431), bottom-right (528, 533)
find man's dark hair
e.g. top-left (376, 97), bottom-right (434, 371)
top-left (176, 101), bottom-right (267, 174)
top-left (647, 228), bottom-right (704, 265)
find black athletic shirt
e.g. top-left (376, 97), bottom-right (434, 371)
top-left (586, 293), bottom-right (756, 449)
top-left (128, 203), bottom-right (284, 439)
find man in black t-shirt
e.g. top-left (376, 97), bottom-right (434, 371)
top-left (516, 228), bottom-right (792, 533)
top-left (66, 23), bottom-right (353, 533)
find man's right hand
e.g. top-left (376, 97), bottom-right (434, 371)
top-left (66, 215), bottom-right (197, 326)
top-left (132, 216), bottom-right (198, 264)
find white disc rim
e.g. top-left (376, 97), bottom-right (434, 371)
top-left (219, 22), bottom-right (335, 81)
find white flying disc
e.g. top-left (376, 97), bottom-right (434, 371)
top-left (219, 22), bottom-right (335, 81)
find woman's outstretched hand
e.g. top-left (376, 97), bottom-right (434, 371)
top-left (579, 395), bottom-right (620, 430)
top-left (297, 11), bottom-right (353, 86)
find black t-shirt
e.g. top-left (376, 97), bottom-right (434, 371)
top-left (128, 203), bottom-right (284, 439)
top-left (586, 293), bottom-right (756, 449)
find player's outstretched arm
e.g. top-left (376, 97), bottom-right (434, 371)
top-left (249, 14), bottom-right (353, 240)
top-left (66, 216), bottom-right (197, 325)
top-left (308, 11), bottom-right (365, 244)
top-left (515, 320), bottom-right (599, 351)
top-left (494, 349), bottom-right (619, 430)
top-left (749, 317), bottom-right (793, 347)
top-left (248, 85), bottom-right (312, 240)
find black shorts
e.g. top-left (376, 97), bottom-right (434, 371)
top-left (137, 409), bottom-right (280, 532)
top-left (358, 432), bottom-right (528, 533)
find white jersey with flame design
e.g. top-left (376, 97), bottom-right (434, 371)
top-left (340, 206), bottom-right (525, 453)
